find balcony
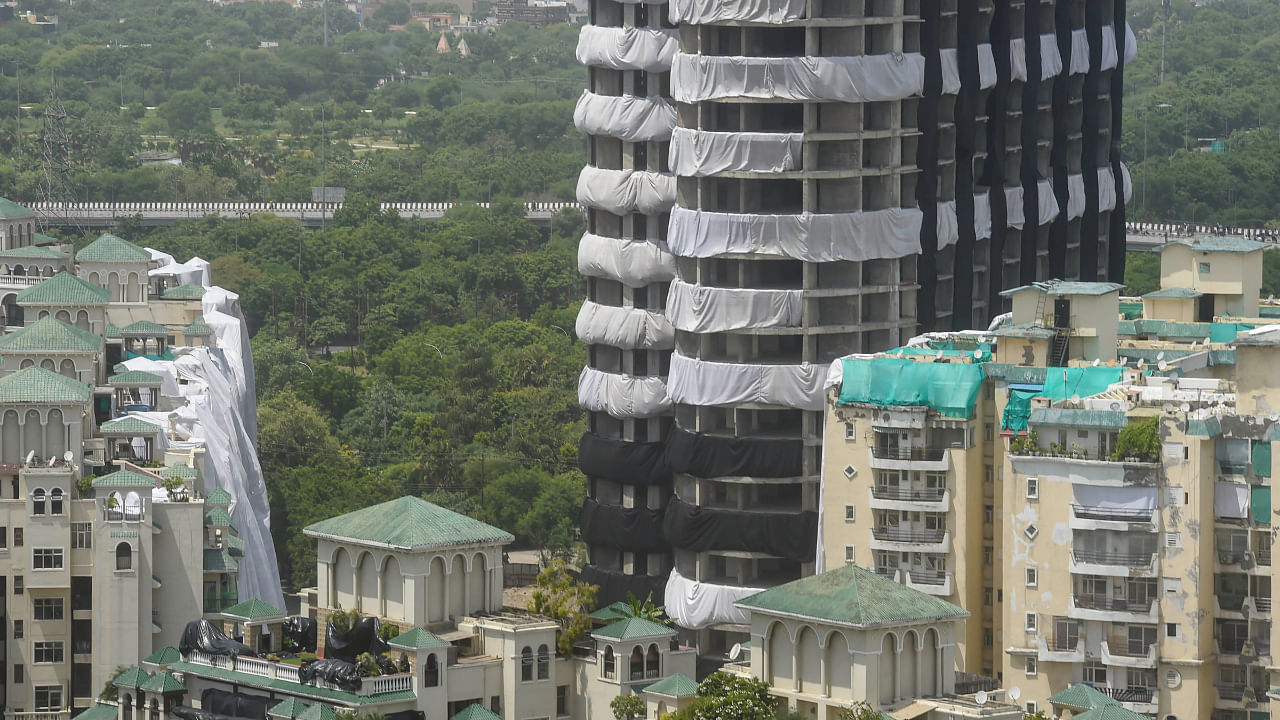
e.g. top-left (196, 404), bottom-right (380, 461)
top-left (1218, 550), bottom-right (1248, 566)
top-left (1069, 594), bottom-right (1157, 623)
top-left (204, 590), bottom-right (239, 613)
top-left (905, 570), bottom-right (953, 597)
top-left (954, 672), bottom-right (1000, 695)
top-left (1102, 637), bottom-right (1157, 668)
top-left (1037, 634), bottom-right (1084, 663)
top-left (868, 486), bottom-right (949, 512)
top-left (1258, 549), bottom-right (1272, 566)
top-left (184, 649), bottom-right (417, 696)
top-left (1216, 683), bottom-right (1246, 702)
top-left (1091, 686), bottom-right (1154, 704)
top-left (1071, 504), bottom-right (1154, 523)
top-left (868, 446), bottom-right (949, 472)
top-left (1218, 638), bottom-right (1270, 658)
top-left (869, 527), bottom-right (950, 553)
top-left (1070, 550), bottom-right (1157, 576)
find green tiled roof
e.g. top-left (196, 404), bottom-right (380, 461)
top-left (109, 370), bottom-right (163, 386)
top-left (204, 548), bottom-right (239, 572)
top-left (0, 366), bottom-right (91, 404)
top-left (0, 198), bottom-right (34, 218)
top-left (594, 617), bottom-right (675, 640)
top-left (0, 316), bottom-right (100, 353)
top-left (1159, 236), bottom-right (1272, 254)
top-left (168, 660), bottom-right (415, 706)
top-left (161, 463), bottom-right (198, 480)
top-left (642, 673), bottom-right (698, 698)
top-left (141, 670), bottom-right (186, 693)
top-left (144, 646), bottom-right (181, 665)
top-left (1143, 286), bottom-right (1202, 299)
top-left (298, 705), bottom-right (338, 720)
top-left (100, 416), bottom-right (161, 435)
top-left (184, 316), bottom-right (212, 335)
top-left (450, 705), bottom-right (501, 720)
top-left (76, 705), bottom-right (121, 720)
top-left (1049, 684), bottom-right (1147, 719)
top-left (304, 495), bottom-right (514, 551)
top-left (388, 627), bottom-right (450, 649)
top-left (1028, 408), bottom-right (1128, 431)
top-left (1001, 280), bottom-right (1125, 297)
top-left (222, 598), bottom-right (285, 620)
top-left (17, 271), bottom-right (110, 305)
top-left (92, 469), bottom-right (157, 488)
top-left (205, 507), bottom-right (235, 527)
top-left (121, 320), bottom-right (170, 337)
top-left (0, 244), bottom-right (65, 259)
top-left (106, 324), bottom-right (122, 338)
top-left (269, 698), bottom-right (311, 719)
top-left (736, 565), bottom-right (968, 629)
top-left (76, 233), bottom-right (151, 263)
top-left (590, 601), bottom-right (630, 621)
top-left (162, 284), bottom-right (207, 299)
top-left (206, 486), bottom-right (232, 504)
top-left (113, 666), bottom-right (150, 689)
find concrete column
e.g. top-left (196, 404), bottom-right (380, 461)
top-left (820, 648), bottom-right (829, 699)
top-left (791, 649), bottom-right (799, 693)
top-left (894, 641), bottom-right (902, 702)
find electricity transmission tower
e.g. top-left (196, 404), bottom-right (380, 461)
top-left (37, 86), bottom-right (76, 232)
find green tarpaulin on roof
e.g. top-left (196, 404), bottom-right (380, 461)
top-left (1001, 366), bottom-right (1125, 432)
top-left (1211, 322), bottom-right (1255, 343)
top-left (1254, 442), bottom-right (1273, 479)
top-left (838, 357), bottom-right (986, 418)
top-left (1002, 388), bottom-right (1039, 433)
top-left (1252, 486), bottom-right (1271, 526)
top-left (1119, 301), bottom-right (1143, 320)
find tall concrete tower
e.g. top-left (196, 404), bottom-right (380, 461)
top-left (576, 0), bottom-right (1134, 663)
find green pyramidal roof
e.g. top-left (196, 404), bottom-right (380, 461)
top-left (160, 463), bottom-right (198, 480)
top-left (76, 233), bottom-right (151, 263)
top-left (92, 469), bottom-right (158, 488)
top-left (735, 565), bottom-right (968, 629)
top-left (0, 198), bottom-right (34, 218)
top-left (304, 495), bottom-right (514, 551)
top-left (222, 598), bottom-right (284, 620)
top-left (388, 628), bottom-right (450, 649)
top-left (17, 271), bottom-right (110, 305)
top-left (109, 370), bottom-right (163, 386)
top-left (205, 486), bottom-right (232, 505)
top-left (205, 548), bottom-right (239, 572)
top-left (450, 705), bottom-right (501, 720)
top-left (122, 320), bottom-right (169, 337)
top-left (184, 316), bottom-right (212, 335)
top-left (141, 670), bottom-right (186, 693)
top-left (76, 705), bottom-right (120, 720)
top-left (593, 617), bottom-right (675, 640)
top-left (205, 506), bottom-right (235, 528)
top-left (0, 316), bottom-right (100, 353)
top-left (100, 416), bottom-right (162, 435)
top-left (0, 244), bottom-right (65, 259)
top-left (0, 366), bottom-right (91, 404)
top-left (642, 673), bottom-right (698, 698)
top-left (144, 646), bottom-right (181, 665)
top-left (162, 284), bottom-right (207, 299)
top-left (297, 704), bottom-right (339, 720)
top-left (269, 698), bottom-right (311, 719)
top-left (113, 666), bottom-right (150, 689)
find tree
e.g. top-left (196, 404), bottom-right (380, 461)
top-left (598, 592), bottom-right (668, 624)
top-left (1113, 416), bottom-right (1161, 462)
top-left (160, 89), bottom-right (215, 136)
top-left (835, 702), bottom-right (888, 720)
top-left (668, 673), bottom-right (776, 720)
top-left (310, 315), bottom-right (347, 352)
top-left (610, 695), bottom-right (645, 720)
top-left (528, 560), bottom-right (597, 657)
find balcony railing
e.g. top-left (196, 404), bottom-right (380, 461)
top-left (1220, 462), bottom-right (1249, 476)
top-left (872, 528), bottom-right (946, 544)
top-left (1071, 504), bottom-right (1153, 522)
top-left (184, 649), bottom-right (415, 696)
top-left (1072, 550), bottom-right (1154, 567)
top-left (1047, 634), bottom-right (1080, 652)
top-left (1074, 595), bottom-right (1155, 613)
top-left (954, 672), bottom-right (1000, 695)
top-left (1217, 638), bottom-right (1268, 656)
top-left (1220, 594), bottom-right (1246, 612)
top-left (871, 446), bottom-right (946, 461)
top-left (1106, 636), bottom-right (1155, 658)
top-left (204, 590), bottom-right (239, 613)
top-left (1256, 597), bottom-right (1272, 612)
top-left (1218, 550), bottom-right (1248, 565)
top-left (1258, 549), bottom-right (1272, 566)
top-left (1090, 686), bottom-right (1154, 703)
top-left (871, 486), bottom-right (946, 502)
top-left (908, 569), bottom-right (947, 586)
top-left (1216, 684), bottom-right (1246, 701)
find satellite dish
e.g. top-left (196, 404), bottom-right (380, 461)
top-left (975, 691), bottom-right (989, 706)
top-left (1110, 402), bottom-right (1122, 411)
top-left (1008, 687), bottom-right (1022, 702)
top-left (1071, 395), bottom-right (1081, 405)
top-left (1158, 360), bottom-right (1169, 371)
top-left (46, 456), bottom-right (55, 467)
top-left (1137, 359), bottom-right (1145, 368)
top-left (24, 450), bottom-right (34, 466)
top-left (1157, 351), bottom-right (1166, 362)
top-left (1092, 358), bottom-right (1101, 367)
top-left (935, 350), bottom-right (944, 360)
top-left (1180, 402), bottom-right (1191, 413)
top-left (728, 643), bottom-right (742, 661)
top-left (63, 451), bottom-right (73, 462)
top-left (974, 349), bottom-right (984, 359)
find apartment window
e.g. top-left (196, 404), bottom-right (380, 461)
top-left (34, 641), bottom-right (64, 664)
top-left (521, 646), bottom-right (534, 682)
top-left (983, 629), bottom-right (992, 647)
top-left (984, 589), bottom-right (992, 606)
top-left (15, 527), bottom-right (23, 546)
top-left (844, 422), bottom-right (856, 440)
top-left (1026, 701), bottom-right (1038, 714)
top-left (983, 546), bottom-right (993, 566)
top-left (34, 598), bottom-right (63, 621)
top-left (984, 427), bottom-right (993, 442)
top-left (845, 505), bottom-right (855, 522)
top-left (1026, 477), bottom-right (1039, 499)
top-left (0, 525), bottom-right (7, 549)
top-left (557, 685), bottom-right (569, 716)
top-left (71, 523), bottom-right (91, 549)
top-left (15, 575), bottom-right (23, 594)
top-left (983, 505), bottom-right (994, 523)
top-left (1082, 662), bottom-right (1107, 685)
top-left (843, 464), bottom-right (856, 479)
top-left (1026, 568), bottom-right (1038, 587)
top-left (13, 664), bottom-right (22, 683)
top-left (33, 548), bottom-right (63, 570)
top-left (14, 620), bottom-right (23, 638)
top-left (537, 644), bottom-right (550, 680)
top-left (1024, 657), bottom-right (1037, 676)
top-left (1199, 262), bottom-right (1211, 274)
top-left (34, 685), bottom-right (60, 711)
top-left (1166, 623), bottom-right (1178, 638)
top-left (1024, 524), bottom-right (1039, 540)
top-left (1164, 578), bottom-right (1181, 596)
top-left (49, 489), bottom-right (63, 515)
top-left (844, 546), bottom-right (855, 564)
top-left (1024, 613), bottom-right (1037, 632)
top-left (31, 488), bottom-right (44, 516)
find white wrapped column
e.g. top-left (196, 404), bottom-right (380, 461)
top-left (578, 366), bottom-right (671, 418)
top-left (668, 128), bottom-right (803, 176)
top-left (577, 166), bottom-right (676, 215)
top-left (667, 353), bottom-right (826, 411)
top-left (667, 206), bottom-right (924, 262)
top-left (575, 25), bottom-right (678, 72)
top-left (574, 91), bottom-right (677, 142)
top-left (576, 301), bottom-right (675, 351)
top-left (666, 280), bottom-right (803, 332)
top-left (671, 52), bottom-right (927, 103)
top-left (1009, 34), bottom-right (1065, 82)
top-left (669, 0), bottom-right (804, 23)
top-left (578, 233), bottom-right (675, 287)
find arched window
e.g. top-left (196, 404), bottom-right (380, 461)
top-left (520, 646), bottom-right (533, 682)
top-left (630, 646), bottom-right (644, 681)
top-left (123, 491), bottom-right (142, 521)
top-left (30, 488), bottom-right (45, 516)
top-left (115, 542), bottom-right (132, 570)
top-left (602, 647), bottom-right (616, 679)
top-left (49, 488), bottom-right (63, 516)
top-left (537, 643), bottom-right (550, 680)
top-left (122, 696), bottom-right (133, 720)
top-left (423, 654), bottom-right (439, 687)
top-left (646, 643), bottom-right (660, 679)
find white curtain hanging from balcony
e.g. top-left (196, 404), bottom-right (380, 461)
top-left (939, 44), bottom-right (997, 92)
top-left (575, 25), bottom-right (678, 72)
top-left (1005, 185), bottom-right (1026, 229)
top-left (573, 91), bottom-right (677, 143)
top-left (578, 366), bottom-right (672, 418)
top-left (671, 52), bottom-right (930, 104)
top-left (576, 301), bottom-right (675, 351)
top-left (669, 0), bottom-right (804, 23)
top-left (1039, 178), bottom-right (1061, 226)
top-left (1101, 25), bottom-right (1119, 71)
top-left (1066, 172), bottom-right (1088, 220)
top-left (668, 128), bottom-right (804, 176)
top-left (1120, 163), bottom-right (1133, 202)
top-left (666, 279), bottom-right (803, 332)
top-left (1098, 167), bottom-right (1118, 213)
top-left (664, 569), bottom-right (761, 629)
top-left (1070, 29), bottom-right (1090, 75)
top-left (667, 206), bottom-right (923, 262)
top-left (578, 232), bottom-right (675, 287)
top-left (1215, 482), bottom-right (1250, 519)
top-left (1009, 35), bottom-right (1064, 82)
top-left (667, 353), bottom-right (826, 411)
top-left (1125, 22), bottom-right (1138, 65)
top-left (1072, 485), bottom-right (1157, 511)
top-left (576, 166), bottom-right (676, 215)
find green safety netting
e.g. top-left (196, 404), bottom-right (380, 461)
top-left (1002, 366), bottom-right (1125, 432)
top-left (1253, 441), bottom-right (1273, 479)
top-left (1210, 322), bottom-right (1255, 343)
top-left (838, 357), bottom-right (986, 418)
top-left (1001, 388), bottom-right (1039, 433)
top-left (1252, 485), bottom-right (1272, 526)
top-left (1119, 302), bottom-right (1144, 320)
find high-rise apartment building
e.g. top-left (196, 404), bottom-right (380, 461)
top-left (574, 0), bottom-right (1137, 661)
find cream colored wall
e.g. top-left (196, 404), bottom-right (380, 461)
top-left (1141, 297), bottom-right (1195, 323)
top-left (152, 502), bottom-right (206, 650)
top-left (1235, 346), bottom-right (1280, 415)
top-left (1068, 293), bottom-right (1119, 362)
top-left (80, 262), bottom-right (150, 304)
top-left (1160, 246), bottom-right (1263, 316)
top-left (28, 304), bottom-right (108, 337)
top-left (107, 302), bottom-right (201, 334)
top-left (994, 336), bottom-right (1048, 367)
top-left (1, 352), bottom-right (99, 385)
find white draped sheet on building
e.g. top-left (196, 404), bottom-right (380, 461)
top-left (668, 128), bottom-right (803, 176)
top-left (1215, 482), bottom-right (1250, 519)
top-left (577, 366), bottom-right (672, 419)
top-left (667, 352), bottom-right (825, 411)
top-left (665, 279), bottom-right (802, 332)
top-left (575, 25), bottom-right (678, 72)
top-left (1009, 34), bottom-right (1064, 82)
top-left (667, 205), bottom-right (923, 262)
top-left (1072, 485), bottom-right (1157, 511)
top-left (577, 233), bottom-right (675, 287)
top-left (668, 0), bottom-right (804, 24)
top-left (575, 301), bottom-right (675, 351)
top-left (576, 166), bottom-right (676, 216)
top-left (664, 569), bottom-right (762, 629)
top-left (573, 91), bottom-right (677, 143)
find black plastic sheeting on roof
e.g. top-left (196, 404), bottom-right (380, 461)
top-left (179, 619), bottom-right (255, 658)
top-left (664, 426), bottom-right (804, 478)
top-left (661, 497), bottom-right (817, 563)
top-left (579, 498), bottom-right (669, 553)
top-left (298, 659), bottom-right (362, 692)
top-left (578, 432), bottom-right (671, 485)
top-left (199, 689), bottom-right (272, 720)
top-left (579, 564), bottom-right (668, 608)
top-left (172, 706), bottom-right (247, 720)
top-left (324, 616), bottom-right (390, 663)
top-left (282, 616), bottom-right (318, 653)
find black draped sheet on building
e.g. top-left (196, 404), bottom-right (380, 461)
top-left (661, 497), bottom-right (818, 563)
top-left (172, 707), bottom-right (247, 720)
top-left (663, 426), bottom-right (804, 478)
top-left (199, 689), bottom-right (273, 720)
top-left (578, 432), bottom-right (671, 485)
top-left (579, 498), bottom-right (669, 552)
top-left (299, 659), bottom-right (363, 691)
top-left (179, 619), bottom-right (255, 657)
top-left (282, 616), bottom-right (318, 653)
top-left (325, 616), bottom-right (391, 662)
top-left (579, 565), bottom-right (668, 606)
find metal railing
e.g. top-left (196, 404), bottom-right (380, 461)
top-left (871, 486), bottom-right (946, 502)
top-left (1215, 683), bottom-right (1246, 701)
top-left (871, 446), bottom-right (946, 461)
top-left (1106, 635), bottom-right (1155, 657)
top-left (1071, 504), bottom-right (1153, 522)
top-left (1073, 595), bottom-right (1154, 613)
top-left (1255, 597), bottom-right (1272, 612)
top-left (1072, 550), bottom-right (1154, 567)
top-left (908, 569), bottom-right (948, 586)
top-left (1219, 594), bottom-right (1246, 611)
top-left (1218, 550), bottom-right (1248, 565)
top-left (1258, 549), bottom-right (1272, 566)
top-left (954, 672), bottom-right (1000, 695)
top-left (1090, 686), bottom-right (1154, 703)
top-left (1046, 633), bottom-right (1080, 652)
top-left (872, 527), bottom-right (946, 544)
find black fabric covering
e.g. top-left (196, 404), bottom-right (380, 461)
top-left (950, 0), bottom-right (978, 330)
top-left (983, 0), bottom-right (1011, 312)
top-left (385, 712), bottom-right (425, 720)
top-left (282, 616), bottom-right (318, 653)
top-left (578, 432), bottom-right (670, 485)
top-left (200, 689), bottom-right (271, 720)
top-left (171, 706), bottom-right (245, 720)
top-left (662, 497), bottom-right (817, 563)
top-left (579, 564), bottom-right (667, 607)
top-left (1078, 0), bottom-right (1104, 281)
top-left (179, 619), bottom-right (255, 657)
top-left (1107, 0), bottom-right (1129, 280)
top-left (916, 0), bottom-right (942, 330)
top-left (664, 426), bottom-right (802, 478)
top-left (1019, 0), bottom-right (1043, 284)
top-left (324, 616), bottom-right (390, 662)
top-left (299, 659), bottom-right (362, 691)
top-left (580, 498), bottom-right (668, 552)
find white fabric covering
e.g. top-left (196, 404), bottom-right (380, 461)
top-left (576, 166), bottom-right (676, 215)
top-left (667, 353), bottom-right (825, 411)
top-left (671, 52), bottom-right (930, 103)
top-left (575, 25), bottom-right (678, 72)
top-left (1124, 22), bottom-right (1138, 65)
top-left (669, 127), bottom-right (803, 176)
top-left (1066, 173), bottom-right (1088, 220)
top-left (1038, 178), bottom-right (1061, 226)
top-left (664, 570), bottom-right (761, 629)
top-left (1101, 25), bottom-right (1119, 71)
top-left (577, 233), bottom-right (675, 287)
top-left (1010, 37), bottom-right (1028, 83)
top-left (147, 248), bottom-right (175, 268)
top-left (666, 280), bottom-right (802, 332)
top-left (1098, 167), bottom-right (1118, 213)
top-left (575, 301), bottom-right (675, 350)
top-left (936, 201), bottom-right (959, 250)
top-left (1005, 185), bottom-right (1026, 229)
top-left (1120, 163), bottom-right (1133, 202)
top-left (667, 206), bottom-right (923, 262)
top-left (1216, 482), bottom-right (1250, 519)
top-left (151, 260), bottom-right (208, 287)
top-left (938, 44), bottom-right (997, 91)
top-left (1070, 29), bottom-right (1090, 75)
top-left (574, 91), bottom-right (677, 142)
top-left (669, 0), bottom-right (803, 23)
top-left (577, 366), bottom-right (671, 418)
top-left (1009, 34), bottom-right (1064, 82)
top-left (973, 191), bottom-right (993, 240)
top-left (1073, 485), bottom-right (1157, 510)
